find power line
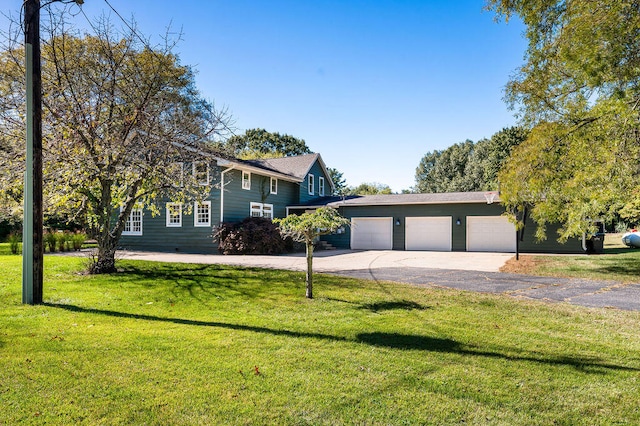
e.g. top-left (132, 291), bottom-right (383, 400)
top-left (102, 0), bottom-right (151, 49)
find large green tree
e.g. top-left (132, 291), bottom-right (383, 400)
top-left (0, 12), bottom-right (230, 272)
top-left (415, 140), bottom-right (476, 193)
top-left (347, 182), bottom-right (393, 195)
top-left (217, 128), bottom-right (311, 159)
top-left (414, 127), bottom-right (528, 194)
top-left (488, 0), bottom-right (640, 237)
top-left (327, 167), bottom-right (348, 196)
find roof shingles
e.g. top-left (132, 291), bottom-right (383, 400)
top-left (243, 153), bottom-right (320, 181)
top-left (289, 191), bottom-right (500, 208)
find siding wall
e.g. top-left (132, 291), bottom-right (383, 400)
top-left (299, 161), bottom-right (331, 204)
top-left (221, 169), bottom-right (299, 222)
top-left (118, 199), bottom-right (221, 254)
top-left (518, 216), bottom-right (585, 253)
top-left (119, 164), bottom-right (301, 253)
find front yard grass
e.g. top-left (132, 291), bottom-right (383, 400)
top-left (1, 246), bottom-right (639, 424)
top-left (501, 233), bottom-right (640, 283)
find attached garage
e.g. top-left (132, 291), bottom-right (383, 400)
top-left (467, 216), bottom-right (516, 252)
top-left (405, 217), bottom-right (452, 251)
top-left (351, 217), bottom-right (393, 250)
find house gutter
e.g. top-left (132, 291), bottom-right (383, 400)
top-left (220, 164), bottom-right (235, 223)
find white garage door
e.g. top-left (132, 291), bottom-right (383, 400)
top-left (405, 217), bottom-right (452, 251)
top-left (467, 216), bottom-right (516, 252)
top-left (351, 217), bottom-right (393, 250)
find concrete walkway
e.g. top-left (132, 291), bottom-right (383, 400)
top-left (63, 249), bottom-right (640, 311)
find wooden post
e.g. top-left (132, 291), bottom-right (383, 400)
top-left (23, 0), bottom-right (43, 304)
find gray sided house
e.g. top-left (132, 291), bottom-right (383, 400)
top-left (118, 153), bottom-right (334, 253)
top-left (288, 192), bottom-right (586, 254)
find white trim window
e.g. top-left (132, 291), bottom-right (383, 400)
top-left (319, 177), bottom-right (325, 196)
top-left (172, 162), bottom-right (184, 187)
top-left (242, 171), bottom-right (251, 190)
top-left (270, 177), bottom-right (278, 194)
top-left (194, 201), bottom-right (212, 227)
top-left (250, 202), bottom-right (274, 220)
top-left (166, 203), bottom-right (182, 227)
top-left (308, 174), bottom-right (314, 195)
top-left (193, 162), bottom-right (209, 185)
top-left (123, 208), bottom-right (143, 236)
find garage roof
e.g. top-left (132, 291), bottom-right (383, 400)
top-left (289, 191), bottom-right (501, 208)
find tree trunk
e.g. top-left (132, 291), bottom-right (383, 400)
top-left (90, 235), bottom-right (118, 274)
top-left (305, 240), bottom-right (313, 299)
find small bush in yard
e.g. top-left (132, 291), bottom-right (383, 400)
top-left (7, 232), bottom-right (21, 254)
top-left (71, 231), bottom-right (87, 251)
top-left (44, 230), bottom-right (58, 252)
top-left (214, 217), bottom-right (290, 255)
top-left (55, 231), bottom-right (69, 252)
top-left (44, 229), bottom-right (88, 252)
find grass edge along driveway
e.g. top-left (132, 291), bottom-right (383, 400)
top-left (1, 252), bottom-right (639, 425)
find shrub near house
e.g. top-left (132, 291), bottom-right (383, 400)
top-left (214, 217), bottom-right (291, 255)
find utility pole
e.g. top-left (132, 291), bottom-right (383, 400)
top-left (23, 0), bottom-right (43, 304)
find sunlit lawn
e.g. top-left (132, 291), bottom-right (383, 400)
top-left (502, 233), bottom-right (640, 283)
top-left (1, 246), bottom-right (639, 424)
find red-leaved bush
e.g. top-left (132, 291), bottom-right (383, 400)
top-left (213, 217), bottom-right (291, 255)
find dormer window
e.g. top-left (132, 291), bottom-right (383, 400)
top-left (319, 177), bottom-right (325, 196)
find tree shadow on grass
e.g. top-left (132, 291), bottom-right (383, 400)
top-left (597, 263), bottom-right (640, 282)
top-left (359, 300), bottom-right (430, 312)
top-left (603, 248), bottom-right (638, 255)
top-left (356, 332), bottom-right (637, 374)
top-left (113, 263), bottom-right (292, 301)
top-left (44, 302), bottom-right (639, 374)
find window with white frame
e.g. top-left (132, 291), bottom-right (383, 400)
top-left (262, 204), bottom-right (273, 219)
top-left (319, 177), bottom-right (325, 196)
top-left (242, 171), bottom-right (251, 190)
top-left (270, 177), bottom-right (278, 194)
top-left (166, 203), bottom-right (182, 227)
top-left (122, 208), bottom-right (143, 236)
top-left (171, 162), bottom-right (184, 187)
top-left (308, 174), bottom-right (314, 195)
top-left (194, 201), bottom-right (211, 227)
top-left (250, 202), bottom-right (274, 220)
top-left (193, 162), bottom-right (209, 185)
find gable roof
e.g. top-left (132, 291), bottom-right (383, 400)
top-left (246, 153), bottom-right (320, 180)
top-left (288, 191), bottom-right (501, 208)
top-left (218, 153), bottom-right (335, 193)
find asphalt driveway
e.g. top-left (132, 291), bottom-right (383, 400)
top-left (100, 249), bottom-right (640, 311)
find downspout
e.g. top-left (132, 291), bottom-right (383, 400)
top-left (220, 166), bottom-right (235, 223)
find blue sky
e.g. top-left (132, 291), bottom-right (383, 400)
top-left (1, 0), bottom-right (526, 192)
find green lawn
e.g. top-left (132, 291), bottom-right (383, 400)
top-left (502, 233), bottom-right (640, 283)
top-left (1, 248), bottom-right (640, 425)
